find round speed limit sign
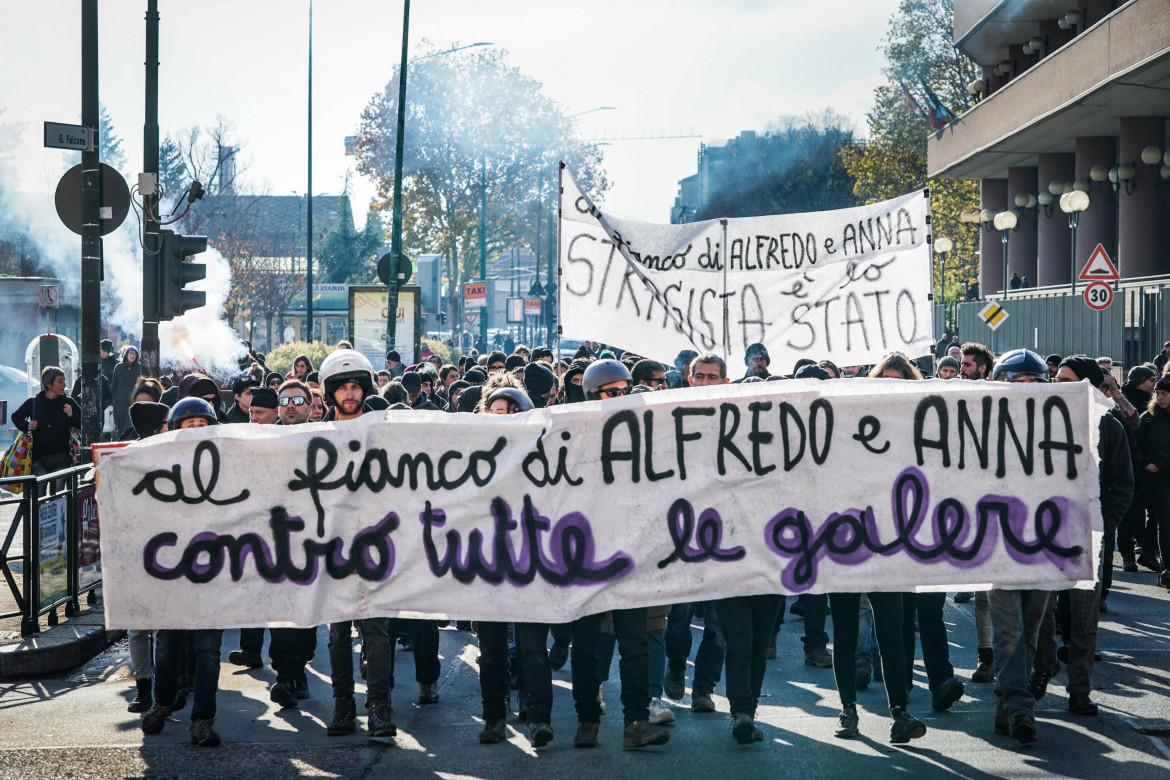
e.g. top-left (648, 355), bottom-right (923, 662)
top-left (1083, 281), bottom-right (1114, 311)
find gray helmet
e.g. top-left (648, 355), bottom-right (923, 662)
top-left (484, 386), bottom-right (534, 414)
top-left (992, 348), bottom-right (1049, 382)
top-left (583, 358), bottom-right (632, 400)
top-left (319, 349), bottom-right (376, 402)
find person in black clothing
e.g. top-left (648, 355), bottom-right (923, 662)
top-left (400, 372), bottom-right (440, 411)
top-left (12, 366), bottom-right (81, 478)
top-left (1121, 366), bottom-right (1158, 571)
top-left (99, 339), bottom-right (117, 384)
top-left (225, 376), bottom-right (258, 424)
top-left (1155, 341), bottom-right (1170, 374)
top-left (1135, 374), bottom-right (1170, 589)
top-left (110, 346), bottom-right (142, 435)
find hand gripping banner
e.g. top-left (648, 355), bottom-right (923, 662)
top-left (97, 380), bottom-right (1103, 630)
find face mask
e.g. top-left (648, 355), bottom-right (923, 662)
top-left (564, 382), bottom-right (586, 405)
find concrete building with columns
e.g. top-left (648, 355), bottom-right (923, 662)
top-left (929, 0), bottom-right (1170, 363)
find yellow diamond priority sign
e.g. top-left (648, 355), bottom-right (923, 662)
top-left (978, 301), bottom-right (1009, 331)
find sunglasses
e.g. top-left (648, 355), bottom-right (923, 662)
top-left (598, 387), bottom-right (629, 399)
top-left (278, 396), bottom-right (308, 407)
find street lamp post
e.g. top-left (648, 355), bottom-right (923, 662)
top-left (993, 209), bottom-right (1018, 297)
top-left (306, 0), bottom-right (313, 341)
top-left (1059, 190), bottom-right (1090, 294)
top-left (933, 235), bottom-right (953, 329)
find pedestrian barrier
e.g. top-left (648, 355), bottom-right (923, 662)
top-left (0, 465), bottom-right (98, 636)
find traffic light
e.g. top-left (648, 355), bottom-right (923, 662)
top-left (158, 228), bottom-right (208, 320)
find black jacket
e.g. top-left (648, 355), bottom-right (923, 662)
top-left (225, 403), bottom-right (250, 424)
top-left (1134, 411), bottom-right (1170, 474)
top-left (1100, 411), bottom-right (1135, 530)
top-left (12, 391), bottom-right (81, 462)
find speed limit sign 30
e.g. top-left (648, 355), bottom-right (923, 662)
top-left (1083, 281), bottom-right (1114, 311)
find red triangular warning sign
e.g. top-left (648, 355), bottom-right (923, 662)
top-left (1079, 244), bottom-right (1120, 282)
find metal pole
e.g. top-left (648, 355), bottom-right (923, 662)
top-left (1096, 309), bottom-right (1102, 358)
top-left (555, 162), bottom-right (563, 362)
top-left (1000, 229), bottom-right (1009, 298)
top-left (720, 219), bottom-right (729, 361)
top-left (387, 0), bottom-right (409, 355)
top-left (306, 0), bottom-right (314, 342)
top-left (79, 0), bottom-right (101, 455)
top-left (1069, 213), bottom-right (1078, 295)
top-left (479, 155), bottom-right (488, 347)
top-left (141, 0), bottom-right (161, 379)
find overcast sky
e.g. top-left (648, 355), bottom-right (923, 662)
top-left (4, 0), bottom-right (899, 226)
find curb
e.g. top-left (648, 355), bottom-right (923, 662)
top-left (0, 609), bottom-right (124, 679)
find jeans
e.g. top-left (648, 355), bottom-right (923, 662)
top-left (154, 629), bottom-right (223, 721)
top-left (988, 589), bottom-right (1051, 718)
top-left (270, 627), bottom-right (316, 686)
top-left (572, 609), bottom-right (649, 725)
top-left (901, 592), bottom-right (955, 694)
top-left (476, 621), bottom-right (510, 722)
top-left (718, 594), bottom-right (782, 717)
top-left (857, 595), bottom-right (878, 659)
top-left (665, 602), bottom-right (724, 694)
top-left (328, 618), bottom-right (390, 704)
top-left (829, 592), bottom-right (907, 712)
top-left (515, 623), bottom-right (553, 724)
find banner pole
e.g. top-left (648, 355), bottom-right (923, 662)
top-left (556, 162), bottom-right (564, 363)
top-left (721, 218), bottom-right (729, 362)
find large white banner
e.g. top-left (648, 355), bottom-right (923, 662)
top-left (97, 380), bottom-right (1102, 630)
top-left (558, 167), bottom-right (934, 374)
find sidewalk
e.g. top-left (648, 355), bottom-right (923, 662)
top-left (0, 585), bottom-right (122, 679)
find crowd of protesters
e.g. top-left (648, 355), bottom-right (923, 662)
top-left (73, 331), bottom-right (1155, 751)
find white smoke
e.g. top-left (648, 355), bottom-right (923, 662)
top-left (158, 246), bottom-right (245, 379)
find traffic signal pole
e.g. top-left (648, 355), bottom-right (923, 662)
top-left (79, 0), bottom-right (101, 453)
top-left (141, 0), bottom-right (161, 379)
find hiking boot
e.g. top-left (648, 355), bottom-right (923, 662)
top-left (835, 704), bottom-right (859, 739)
top-left (1068, 693), bottom-right (1099, 716)
top-left (367, 701), bottom-right (397, 738)
top-left (691, 691), bottom-right (716, 713)
top-left (731, 713), bottom-right (763, 744)
top-left (528, 721), bottom-right (554, 748)
top-left (1122, 554), bottom-right (1138, 573)
top-left (663, 662), bottom-right (686, 701)
top-left (190, 718), bottom-right (221, 747)
top-left (227, 649), bottom-right (263, 669)
top-left (419, 682), bottom-right (440, 704)
top-left (573, 721), bottom-right (600, 748)
top-left (931, 677), bottom-right (965, 711)
top-left (326, 696), bottom-right (357, 736)
top-left (648, 697), bottom-right (675, 725)
top-left (141, 702), bottom-right (173, 735)
top-left (1137, 550), bottom-right (1161, 572)
top-left (855, 657), bottom-right (872, 690)
top-left (1029, 664), bottom-right (1057, 702)
top-left (972, 648), bottom-right (995, 683)
top-left (805, 647), bottom-right (833, 668)
top-left (294, 677), bottom-right (311, 700)
top-left (623, 719), bottom-right (670, 748)
top-left (1009, 712), bottom-right (1037, 744)
top-left (269, 681), bottom-right (299, 709)
top-left (890, 709), bottom-right (926, 744)
top-left (549, 640), bottom-right (569, 671)
top-left (127, 678), bottom-right (152, 713)
top-left (953, 592), bottom-right (975, 603)
top-left (479, 719), bottom-right (507, 744)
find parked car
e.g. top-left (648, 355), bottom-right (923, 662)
top-left (558, 339), bottom-right (586, 360)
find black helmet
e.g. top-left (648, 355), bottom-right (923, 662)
top-left (319, 349), bottom-right (376, 402)
top-left (583, 359), bottom-right (632, 400)
top-left (168, 397), bottom-right (217, 430)
top-left (992, 348), bottom-right (1049, 382)
top-left (484, 386), bottom-right (534, 414)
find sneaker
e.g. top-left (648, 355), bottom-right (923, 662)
top-left (1137, 550), bottom-right (1161, 572)
top-left (269, 681), bottom-right (299, 709)
top-left (598, 684), bottom-right (606, 715)
top-left (189, 718), bottom-right (221, 747)
top-left (691, 691), bottom-right (716, 713)
top-left (479, 719), bottom-right (507, 744)
top-left (127, 679), bottom-right (152, 713)
top-left (805, 647), bottom-right (833, 668)
top-left (855, 657), bottom-right (872, 690)
top-left (731, 713), bottom-right (763, 745)
top-left (294, 677), bottom-right (311, 700)
top-left (648, 697), bottom-right (675, 725)
top-left (367, 701), bottom-right (397, 738)
top-left (327, 696), bottom-right (357, 736)
top-left (227, 649), bottom-right (263, 669)
top-left (1122, 554), bottom-right (1138, 573)
top-left (972, 648), bottom-right (995, 683)
top-left (889, 709), bottom-right (926, 744)
top-left (1068, 693), bottom-right (1099, 716)
top-left (573, 721), bottom-right (600, 748)
top-left (528, 721), bottom-right (554, 748)
top-left (549, 640), bottom-right (569, 671)
top-left (141, 702), bottom-right (173, 735)
top-left (835, 704), bottom-right (859, 739)
top-left (623, 719), bottom-right (671, 748)
top-left (931, 677), bottom-right (965, 711)
top-left (663, 663), bottom-right (686, 701)
top-left (1009, 712), bottom-right (1037, 744)
top-left (953, 592), bottom-right (975, 603)
top-left (419, 682), bottom-right (440, 704)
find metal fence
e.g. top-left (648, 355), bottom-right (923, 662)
top-left (0, 465), bottom-right (99, 636)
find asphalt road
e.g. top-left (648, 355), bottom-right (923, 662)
top-left (2, 568), bottom-right (1170, 779)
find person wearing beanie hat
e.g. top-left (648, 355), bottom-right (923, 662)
top-left (264, 371), bottom-right (284, 390)
top-left (456, 385), bottom-right (483, 413)
top-left (523, 361), bottom-right (557, 408)
top-left (598, 349), bottom-right (616, 361)
top-left (100, 339), bottom-right (117, 384)
top-left (445, 379), bottom-right (470, 413)
top-left (936, 355), bottom-right (960, 380)
top-left (486, 351), bottom-right (508, 373)
top-left (505, 354), bottom-right (527, 371)
top-left (248, 387), bottom-right (279, 424)
top-left (400, 371), bottom-right (440, 411)
top-left (745, 343), bottom-right (771, 379)
top-left (130, 401), bottom-right (170, 439)
top-left (561, 358), bottom-right (593, 404)
top-left (794, 364), bottom-right (831, 381)
top-left (531, 346), bottom-right (554, 365)
top-left (1045, 354), bottom-right (1063, 380)
top-left (463, 368), bottom-right (487, 386)
top-left (385, 350), bottom-right (403, 378)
